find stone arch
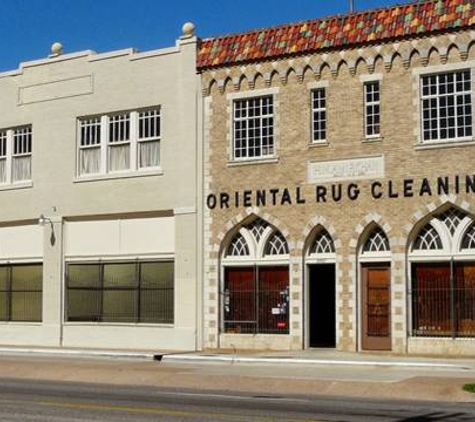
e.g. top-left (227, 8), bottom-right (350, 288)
top-left (349, 213), bottom-right (394, 255)
top-left (299, 215), bottom-right (341, 256)
top-left (207, 78), bottom-right (218, 95)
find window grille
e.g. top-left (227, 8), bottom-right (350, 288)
top-left (233, 96), bottom-right (274, 159)
top-left (12, 126), bottom-right (32, 182)
top-left (138, 109), bottom-right (160, 169)
top-left (227, 233), bottom-right (250, 257)
top-left (413, 224), bottom-right (443, 251)
top-left (311, 229), bottom-right (335, 254)
top-left (462, 224), bottom-right (475, 250)
top-left (363, 227), bottom-right (390, 253)
top-left (246, 219), bottom-right (269, 243)
top-left (109, 113), bottom-right (131, 172)
top-left (0, 264), bottom-right (42, 322)
top-left (364, 81), bottom-right (381, 137)
top-left (421, 70), bottom-right (472, 142)
top-left (312, 89), bottom-right (326, 142)
top-left (437, 207), bottom-right (466, 235)
top-left (66, 261), bottom-right (173, 323)
top-left (265, 231), bottom-right (289, 256)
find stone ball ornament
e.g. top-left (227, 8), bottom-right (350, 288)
top-left (182, 22), bottom-right (195, 37)
top-left (51, 42), bottom-right (63, 56)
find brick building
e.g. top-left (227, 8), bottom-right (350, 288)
top-left (199, 0), bottom-right (475, 355)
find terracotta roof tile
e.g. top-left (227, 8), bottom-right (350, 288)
top-left (197, 0), bottom-right (475, 69)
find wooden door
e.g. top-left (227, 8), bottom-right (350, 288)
top-left (258, 267), bottom-right (289, 334)
top-left (362, 264), bottom-right (391, 350)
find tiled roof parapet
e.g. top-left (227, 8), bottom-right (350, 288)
top-left (197, 0), bottom-right (475, 70)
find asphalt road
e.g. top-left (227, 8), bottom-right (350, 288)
top-left (0, 378), bottom-right (473, 421)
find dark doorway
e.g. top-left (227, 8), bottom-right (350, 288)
top-left (308, 264), bottom-right (336, 348)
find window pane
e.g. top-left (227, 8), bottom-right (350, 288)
top-left (80, 147), bottom-right (101, 175)
top-left (12, 156), bottom-right (31, 182)
top-left (0, 292), bottom-right (8, 321)
top-left (11, 265), bottom-right (42, 291)
top-left (103, 263), bottom-right (137, 288)
top-left (11, 292), bottom-right (42, 322)
top-left (67, 290), bottom-right (101, 322)
top-left (109, 144), bottom-right (130, 172)
top-left (141, 262), bottom-right (173, 288)
top-left (68, 265), bottom-right (101, 288)
top-left (140, 289), bottom-right (173, 323)
top-left (139, 140), bottom-right (160, 168)
top-left (102, 290), bottom-right (137, 322)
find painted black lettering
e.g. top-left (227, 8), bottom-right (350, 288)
top-left (270, 189), bottom-right (279, 206)
top-left (371, 181), bottom-right (383, 199)
top-left (220, 193), bottom-right (230, 209)
top-left (256, 190), bottom-right (266, 207)
top-left (235, 191), bottom-right (240, 208)
top-left (243, 190), bottom-right (252, 207)
top-left (281, 188), bottom-right (292, 205)
top-left (331, 184), bottom-right (342, 202)
top-left (348, 183), bottom-right (360, 201)
top-left (466, 175), bottom-right (475, 194)
top-left (455, 175), bottom-right (460, 194)
top-left (437, 176), bottom-right (449, 196)
top-left (388, 181), bottom-right (399, 198)
top-left (418, 178), bottom-right (431, 197)
top-left (206, 194), bottom-right (217, 210)
top-left (316, 186), bottom-right (327, 203)
top-left (296, 187), bottom-right (306, 204)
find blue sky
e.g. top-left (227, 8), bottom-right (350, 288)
top-left (0, 0), bottom-right (409, 71)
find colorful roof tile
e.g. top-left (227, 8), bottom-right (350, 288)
top-left (197, 0), bottom-right (475, 69)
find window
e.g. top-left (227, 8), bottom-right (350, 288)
top-left (0, 126), bottom-right (32, 185)
top-left (311, 89), bottom-right (326, 142)
top-left (233, 96), bottom-right (274, 159)
top-left (421, 70), bottom-right (472, 142)
top-left (0, 264), bottom-right (42, 322)
top-left (364, 81), bottom-right (381, 138)
top-left (66, 261), bottom-right (173, 323)
top-left (78, 108), bottom-right (161, 177)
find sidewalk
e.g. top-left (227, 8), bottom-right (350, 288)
top-left (0, 346), bottom-right (473, 403)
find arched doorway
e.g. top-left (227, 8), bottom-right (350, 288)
top-left (359, 226), bottom-right (391, 351)
top-left (409, 207), bottom-right (475, 339)
top-left (305, 227), bottom-right (336, 348)
top-left (221, 218), bottom-right (290, 336)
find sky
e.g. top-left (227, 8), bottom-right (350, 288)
top-left (0, 0), bottom-right (411, 72)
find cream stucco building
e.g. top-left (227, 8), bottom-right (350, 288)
top-left (0, 25), bottom-right (201, 351)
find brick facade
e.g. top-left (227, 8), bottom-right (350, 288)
top-left (200, 26), bottom-right (475, 355)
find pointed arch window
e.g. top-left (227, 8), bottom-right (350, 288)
top-left (247, 219), bottom-right (269, 243)
top-left (264, 231), bottom-right (289, 256)
top-left (363, 227), bottom-right (390, 253)
top-left (437, 207), bottom-right (466, 235)
top-left (227, 233), bottom-right (250, 257)
top-left (311, 229), bottom-right (335, 254)
top-left (462, 224), bottom-right (475, 250)
top-left (413, 224), bottom-right (443, 251)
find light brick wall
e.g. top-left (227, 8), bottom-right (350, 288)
top-left (201, 30), bottom-right (475, 354)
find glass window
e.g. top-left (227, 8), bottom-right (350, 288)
top-left (364, 81), bottom-right (381, 138)
top-left (421, 70), bottom-right (472, 142)
top-left (311, 89), bottom-right (326, 142)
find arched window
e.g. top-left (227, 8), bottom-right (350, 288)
top-left (311, 229), bottom-right (335, 254)
top-left (409, 207), bottom-right (475, 339)
top-left (413, 224), bottom-right (443, 251)
top-left (265, 231), bottom-right (289, 256)
top-left (227, 233), bottom-right (250, 257)
top-left (363, 227), bottom-right (390, 253)
top-left (222, 217), bottom-right (290, 336)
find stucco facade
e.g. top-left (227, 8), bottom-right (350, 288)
top-left (0, 27), bottom-right (201, 351)
top-left (200, 14), bottom-right (475, 355)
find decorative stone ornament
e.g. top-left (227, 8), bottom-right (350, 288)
top-left (182, 22), bottom-right (195, 38)
top-left (50, 42), bottom-right (63, 57)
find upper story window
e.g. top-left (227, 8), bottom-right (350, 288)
top-left (233, 96), bottom-right (274, 160)
top-left (311, 89), bottom-right (326, 142)
top-left (78, 108), bottom-right (160, 177)
top-left (0, 125), bottom-right (32, 185)
top-left (364, 81), bottom-right (381, 138)
top-left (421, 70), bottom-right (472, 143)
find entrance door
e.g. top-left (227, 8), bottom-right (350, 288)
top-left (362, 264), bottom-right (391, 351)
top-left (308, 264), bottom-right (336, 348)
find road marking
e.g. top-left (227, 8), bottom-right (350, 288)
top-left (37, 399), bottom-right (326, 422)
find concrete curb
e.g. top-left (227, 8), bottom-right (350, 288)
top-left (160, 354), bottom-right (472, 370)
top-left (0, 347), bottom-right (158, 361)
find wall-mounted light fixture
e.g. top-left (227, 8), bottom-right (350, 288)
top-left (38, 214), bottom-right (56, 246)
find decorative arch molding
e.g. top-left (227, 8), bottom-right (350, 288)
top-left (403, 197), bottom-right (475, 253)
top-left (348, 213), bottom-right (395, 255)
top-left (299, 215), bottom-right (341, 256)
top-left (202, 31), bottom-right (475, 95)
top-left (215, 207), bottom-right (294, 257)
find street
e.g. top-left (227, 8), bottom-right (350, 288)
top-left (0, 377), bottom-right (473, 421)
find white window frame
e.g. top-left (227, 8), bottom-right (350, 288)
top-left (0, 125), bottom-right (33, 186)
top-left (311, 88), bottom-right (327, 143)
top-left (364, 81), bottom-right (381, 139)
top-left (413, 62), bottom-right (475, 148)
top-left (226, 88), bottom-right (280, 165)
top-left (77, 107), bottom-right (161, 179)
